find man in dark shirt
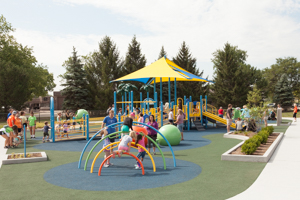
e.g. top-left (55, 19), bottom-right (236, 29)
top-left (226, 104), bottom-right (233, 133)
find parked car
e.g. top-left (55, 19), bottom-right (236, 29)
top-left (267, 103), bottom-right (276, 108)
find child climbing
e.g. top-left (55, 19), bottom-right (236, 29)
top-left (134, 134), bottom-right (146, 170)
top-left (112, 131), bottom-right (136, 158)
top-left (100, 128), bottom-right (113, 167)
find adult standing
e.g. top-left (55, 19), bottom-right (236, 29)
top-left (174, 109), bottom-right (185, 141)
top-left (65, 110), bottom-right (70, 120)
top-left (19, 111), bottom-right (28, 136)
top-left (7, 109), bottom-right (13, 119)
top-left (293, 103), bottom-right (297, 122)
top-left (146, 115), bottom-right (159, 155)
top-left (168, 109), bottom-right (174, 124)
top-left (7, 111), bottom-right (17, 127)
top-left (28, 111), bottom-right (37, 139)
top-left (226, 104), bottom-right (233, 133)
top-left (218, 107), bottom-right (224, 118)
top-left (101, 110), bottom-right (118, 153)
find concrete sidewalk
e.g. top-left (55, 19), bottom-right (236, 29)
top-left (0, 137), bottom-right (8, 168)
top-left (229, 118), bottom-right (299, 200)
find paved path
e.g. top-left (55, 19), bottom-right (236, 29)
top-left (0, 137), bottom-right (8, 168)
top-left (229, 118), bottom-right (299, 200)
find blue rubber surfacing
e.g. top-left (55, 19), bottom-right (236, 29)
top-left (44, 157), bottom-right (201, 191)
top-left (42, 127), bottom-right (226, 191)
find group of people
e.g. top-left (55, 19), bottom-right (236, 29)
top-left (1, 109), bottom-right (37, 148)
top-left (55, 111), bottom-right (78, 140)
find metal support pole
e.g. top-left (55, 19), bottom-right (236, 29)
top-left (122, 95), bottom-right (124, 114)
top-left (154, 79), bottom-right (156, 107)
top-left (161, 101), bottom-right (163, 127)
top-left (50, 97), bottom-right (55, 143)
top-left (174, 78), bottom-right (177, 105)
top-left (200, 95), bottom-right (203, 126)
top-left (190, 96), bottom-right (192, 102)
top-left (114, 91), bottom-right (117, 117)
top-left (205, 95), bottom-right (208, 129)
top-left (160, 77), bottom-right (163, 106)
top-left (147, 92), bottom-right (149, 111)
top-left (24, 124), bottom-right (26, 157)
top-left (83, 114), bottom-right (86, 136)
top-left (154, 92), bottom-right (157, 109)
top-left (125, 92), bottom-right (127, 115)
top-left (168, 78), bottom-right (171, 108)
top-left (86, 114), bottom-right (89, 140)
top-left (188, 103), bottom-right (190, 130)
top-left (131, 91), bottom-right (133, 113)
top-left (184, 95), bottom-right (186, 104)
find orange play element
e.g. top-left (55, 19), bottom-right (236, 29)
top-left (132, 126), bottom-right (148, 146)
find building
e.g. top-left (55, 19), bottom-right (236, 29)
top-left (27, 91), bottom-right (65, 110)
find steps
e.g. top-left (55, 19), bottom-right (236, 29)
top-left (203, 111), bottom-right (236, 129)
top-left (193, 120), bottom-right (206, 131)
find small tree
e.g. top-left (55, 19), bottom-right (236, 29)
top-left (61, 47), bottom-right (91, 110)
top-left (274, 74), bottom-right (294, 110)
top-left (247, 84), bottom-right (262, 106)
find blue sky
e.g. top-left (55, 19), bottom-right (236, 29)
top-left (1, 0), bottom-right (300, 92)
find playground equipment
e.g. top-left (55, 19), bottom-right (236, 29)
top-left (75, 109), bottom-right (88, 119)
top-left (78, 122), bottom-right (176, 176)
top-left (157, 124), bottom-right (181, 146)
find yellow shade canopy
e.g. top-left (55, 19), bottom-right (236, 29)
top-left (110, 57), bottom-right (211, 84)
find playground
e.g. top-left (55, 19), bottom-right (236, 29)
top-left (0, 56), bottom-right (296, 200)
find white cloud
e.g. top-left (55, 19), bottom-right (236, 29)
top-left (12, 0), bottom-right (300, 91)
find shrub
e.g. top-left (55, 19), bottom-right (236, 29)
top-left (241, 141), bottom-right (257, 155)
top-left (258, 131), bottom-right (268, 144)
top-left (249, 135), bottom-right (261, 147)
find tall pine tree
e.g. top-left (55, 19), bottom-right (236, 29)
top-left (158, 46), bottom-right (167, 59)
top-left (123, 35), bottom-right (147, 101)
top-left (211, 42), bottom-right (262, 107)
top-left (172, 41), bottom-right (208, 100)
top-left (61, 47), bottom-right (91, 110)
top-left (84, 36), bottom-right (123, 110)
top-left (274, 73), bottom-right (293, 110)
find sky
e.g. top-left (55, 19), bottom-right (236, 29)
top-left (1, 0), bottom-right (300, 92)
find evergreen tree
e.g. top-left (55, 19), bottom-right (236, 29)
top-left (247, 84), bottom-right (262, 106)
top-left (123, 35), bottom-right (147, 101)
top-left (172, 41), bottom-right (208, 100)
top-left (211, 42), bottom-right (262, 107)
top-left (158, 46), bottom-right (167, 59)
top-left (274, 74), bottom-right (294, 110)
top-left (84, 36), bottom-right (123, 110)
top-left (60, 47), bottom-right (91, 110)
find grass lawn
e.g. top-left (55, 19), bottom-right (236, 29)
top-left (0, 124), bottom-right (290, 200)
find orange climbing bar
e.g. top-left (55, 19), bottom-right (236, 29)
top-left (98, 152), bottom-right (145, 176)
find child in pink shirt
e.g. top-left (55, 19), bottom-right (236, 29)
top-left (135, 134), bottom-right (146, 169)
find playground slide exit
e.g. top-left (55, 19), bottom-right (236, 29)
top-left (202, 111), bottom-right (236, 129)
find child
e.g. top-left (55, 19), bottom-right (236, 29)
top-left (62, 121), bottom-right (69, 138)
top-left (134, 134), bottom-right (146, 169)
top-left (28, 111), bottom-right (37, 139)
top-left (0, 125), bottom-right (12, 148)
top-left (138, 113), bottom-right (144, 123)
top-left (235, 118), bottom-right (243, 131)
top-left (12, 125), bottom-right (20, 147)
top-left (15, 114), bottom-right (23, 137)
top-left (43, 121), bottom-right (51, 143)
top-left (19, 111), bottom-right (28, 136)
top-left (71, 113), bottom-right (76, 131)
top-left (168, 109), bottom-right (174, 124)
top-left (112, 131), bottom-right (136, 158)
top-left (100, 129), bottom-right (113, 167)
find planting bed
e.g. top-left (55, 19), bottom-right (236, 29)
top-left (2, 152), bottom-right (47, 165)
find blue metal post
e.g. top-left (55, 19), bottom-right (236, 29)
top-left (184, 95), bottom-right (186, 104)
top-left (190, 96), bottom-right (192, 102)
top-left (154, 92), bottom-right (157, 109)
top-left (122, 95), bottom-right (124, 114)
top-left (24, 124), bottom-right (26, 157)
top-left (83, 114), bottom-right (86, 136)
top-left (161, 102), bottom-right (163, 127)
top-left (160, 77), bottom-right (163, 106)
top-left (147, 92), bottom-right (149, 110)
top-left (168, 78), bottom-right (171, 108)
top-left (140, 92), bottom-right (142, 111)
top-left (50, 97), bottom-right (55, 143)
top-left (128, 92), bottom-right (130, 111)
top-left (205, 95), bottom-right (208, 129)
top-left (86, 114), bottom-right (89, 140)
top-left (154, 79), bottom-right (156, 107)
top-left (188, 103), bottom-right (190, 130)
top-left (200, 95), bottom-right (203, 126)
top-left (131, 91), bottom-right (133, 113)
top-left (124, 92), bottom-right (127, 115)
top-left (114, 91), bottom-right (117, 117)
top-left (174, 78), bottom-right (177, 105)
